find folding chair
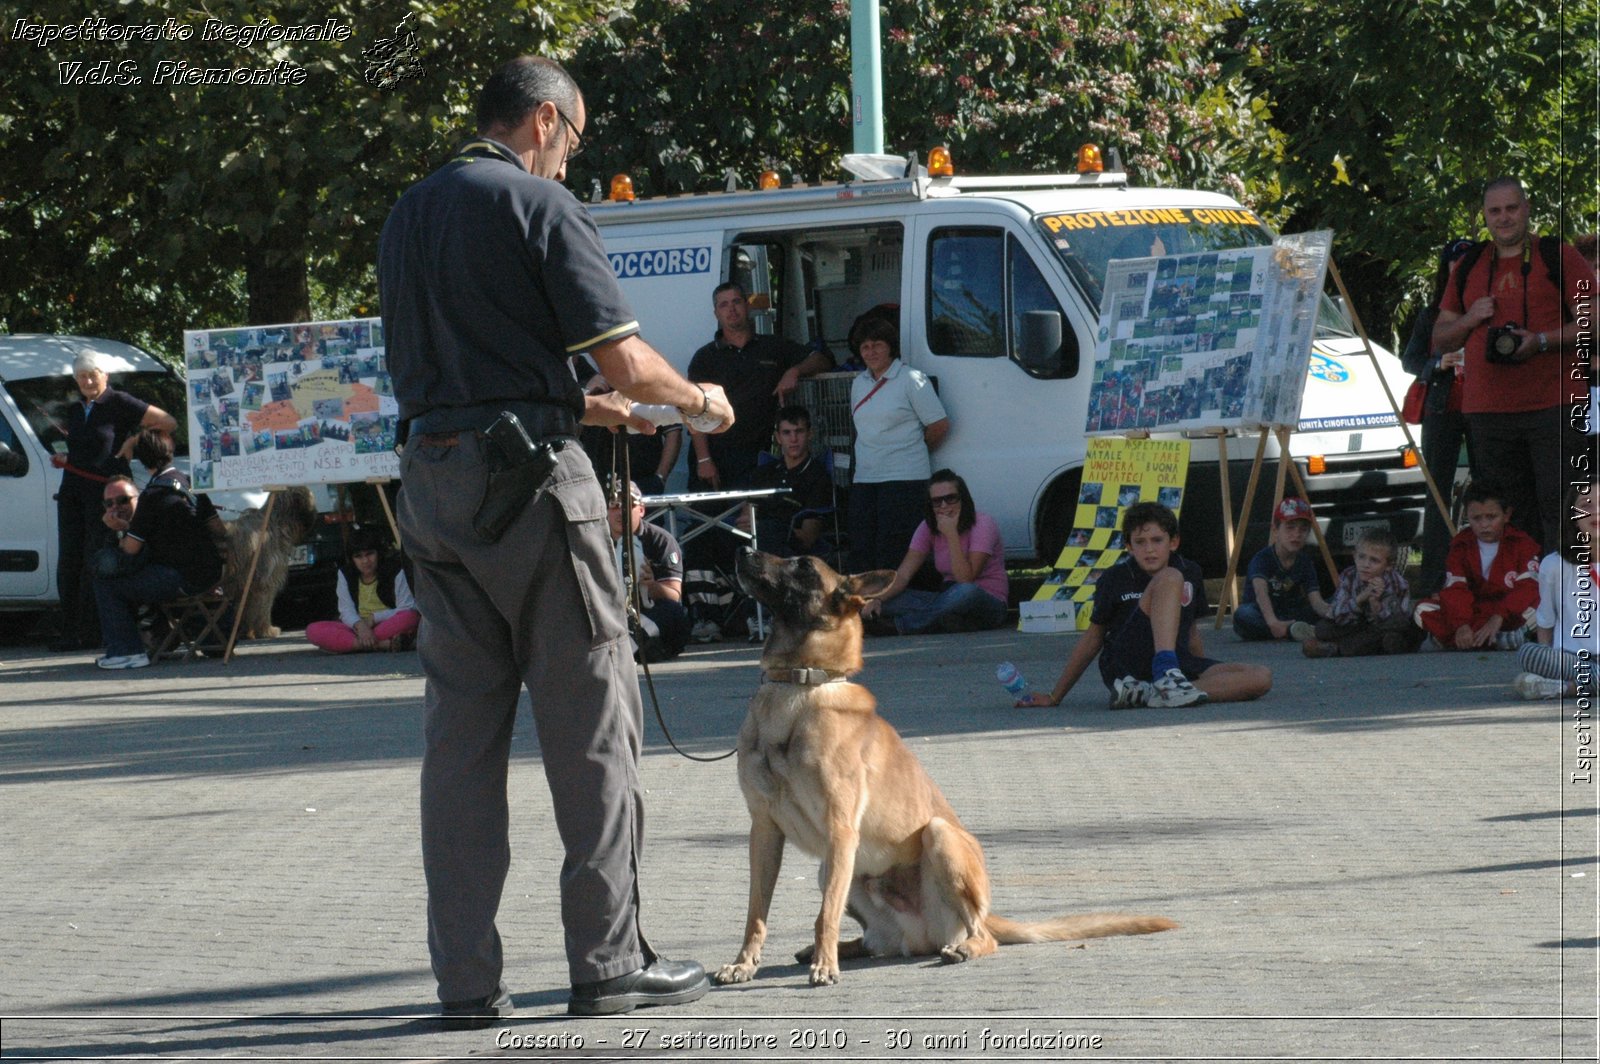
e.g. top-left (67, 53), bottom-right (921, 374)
top-left (152, 588), bottom-right (232, 661)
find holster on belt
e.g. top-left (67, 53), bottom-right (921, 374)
top-left (474, 411), bottom-right (562, 544)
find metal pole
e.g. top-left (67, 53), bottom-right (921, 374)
top-left (850, 2), bottom-right (884, 154)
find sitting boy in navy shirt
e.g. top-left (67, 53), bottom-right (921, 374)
top-left (1018, 502), bottom-right (1273, 709)
top-left (1233, 496), bottom-right (1331, 641)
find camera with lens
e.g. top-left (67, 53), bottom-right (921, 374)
top-left (1484, 322), bottom-right (1524, 365)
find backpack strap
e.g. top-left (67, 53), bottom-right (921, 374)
top-left (1537, 235), bottom-right (1574, 324)
top-left (1452, 236), bottom-right (1574, 325)
top-left (1451, 240), bottom-right (1491, 309)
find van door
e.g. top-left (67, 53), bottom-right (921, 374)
top-left (907, 214), bottom-right (1095, 558)
top-left (0, 393), bottom-right (52, 600)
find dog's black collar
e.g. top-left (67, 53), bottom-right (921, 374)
top-left (762, 667), bottom-right (849, 686)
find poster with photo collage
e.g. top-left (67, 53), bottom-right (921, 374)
top-left (1026, 437), bottom-right (1190, 631)
top-left (181, 317), bottom-right (398, 491)
top-left (1086, 231), bottom-right (1333, 435)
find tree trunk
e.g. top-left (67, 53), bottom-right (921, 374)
top-left (246, 228), bottom-right (310, 325)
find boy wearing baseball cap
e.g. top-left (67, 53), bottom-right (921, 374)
top-left (1233, 496), bottom-right (1332, 642)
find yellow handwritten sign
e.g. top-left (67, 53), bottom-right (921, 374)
top-left (1027, 437), bottom-right (1191, 630)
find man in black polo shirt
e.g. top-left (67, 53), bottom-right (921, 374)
top-left (378, 56), bottom-right (732, 1026)
top-left (686, 281), bottom-right (833, 491)
top-left (92, 448), bottom-right (222, 671)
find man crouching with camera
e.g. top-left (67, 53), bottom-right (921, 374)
top-left (1432, 175), bottom-right (1594, 554)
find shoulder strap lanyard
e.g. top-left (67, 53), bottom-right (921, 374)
top-left (451, 139), bottom-right (523, 169)
top-left (852, 376), bottom-right (889, 414)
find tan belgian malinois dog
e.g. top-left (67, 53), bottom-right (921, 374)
top-left (713, 549), bottom-right (1177, 988)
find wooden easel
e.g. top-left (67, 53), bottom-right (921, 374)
top-left (1211, 258), bottom-right (1457, 628)
top-left (368, 476), bottom-right (402, 544)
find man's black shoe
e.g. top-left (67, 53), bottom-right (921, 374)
top-left (439, 981), bottom-right (513, 1031)
top-left (568, 959), bottom-right (710, 1016)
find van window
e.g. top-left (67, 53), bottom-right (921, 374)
top-left (0, 408), bottom-right (27, 476)
top-left (928, 228), bottom-right (1003, 357)
top-left (927, 227), bottom-right (1071, 376)
top-left (732, 224), bottom-right (905, 351)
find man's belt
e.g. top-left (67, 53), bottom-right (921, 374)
top-left (405, 399), bottom-right (577, 442)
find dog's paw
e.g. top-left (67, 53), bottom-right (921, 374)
top-left (939, 943), bottom-right (972, 965)
top-left (808, 962), bottom-right (840, 987)
top-left (712, 962), bottom-right (757, 985)
top-left (793, 944), bottom-right (815, 964)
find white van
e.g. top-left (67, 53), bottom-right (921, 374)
top-left (0, 334), bottom-right (345, 633)
top-left (586, 153), bottom-right (1426, 573)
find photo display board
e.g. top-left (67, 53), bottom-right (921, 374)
top-left (1086, 230), bottom-right (1333, 435)
top-left (181, 318), bottom-right (398, 491)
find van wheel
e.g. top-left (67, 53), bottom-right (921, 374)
top-left (1035, 471), bottom-right (1083, 567)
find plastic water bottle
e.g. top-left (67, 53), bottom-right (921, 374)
top-left (996, 661), bottom-right (1029, 699)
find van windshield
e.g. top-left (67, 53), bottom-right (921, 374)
top-left (1034, 205), bottom-right (1360, 338)
top-left (1033, 206), bottom-right (1274, 313)
top-left (6, 371), bottom-right (188, 452)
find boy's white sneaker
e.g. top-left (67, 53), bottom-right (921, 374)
top-left (1287, 621), bottom-right (1317, 642)
top-left (1513, 672), bottom-right (1565, 701)
top-left (96, 652), bottom-right (151, 670)
top-left (1110, 676), bottom-right (1152, 709)
top-left (1148, 667), bottom-right (1208, 708)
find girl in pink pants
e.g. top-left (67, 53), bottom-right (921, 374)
top-left (306, 527), bottom-right (419, 653)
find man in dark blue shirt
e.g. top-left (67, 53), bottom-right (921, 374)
top-left (685, 282), bottom-right (832, 491)
top-left (378, 55), bottom-right (732, 1027)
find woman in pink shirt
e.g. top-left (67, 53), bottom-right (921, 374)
top-left (859, 469), bottom-right (1009, 635)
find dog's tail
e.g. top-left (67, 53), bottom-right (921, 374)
top-left (987, 912), bottom-right (1177, 944)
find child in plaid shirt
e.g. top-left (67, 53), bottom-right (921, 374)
top-left (1302, 528), bottom-right (1424, 657)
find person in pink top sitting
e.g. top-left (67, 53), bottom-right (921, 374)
top-left (306, 526), bottom-right (420, 653)
top-left (859, 468), bottom-right (1009, 635)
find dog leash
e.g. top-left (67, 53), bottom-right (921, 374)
top-left (616, 435), bottom-right (738, 764)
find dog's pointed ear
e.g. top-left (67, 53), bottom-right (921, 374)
top-left (840, 568), bottom-right (897, 610)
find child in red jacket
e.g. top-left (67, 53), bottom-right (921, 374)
top-left (1413, 481), bottom-right (1540, 650)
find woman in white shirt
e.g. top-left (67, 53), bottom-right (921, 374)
top-left (846, 310), bottom-right (950, 572)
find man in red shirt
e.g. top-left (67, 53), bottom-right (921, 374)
top-left (1432, 176), bottom-right (1596, 552)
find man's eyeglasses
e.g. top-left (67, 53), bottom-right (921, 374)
top-left (555, 108), bottom-right (583, 160)
top-left (929, 493), bottom-right (960, 507)
top-left (103, 496), bottom-right (134, 510)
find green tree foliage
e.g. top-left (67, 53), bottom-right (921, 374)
top-left (5, 0), bottom-right (1588, 364)
top-left (0, 0), bottom-right (600, 361)
top-left (569, 0), bottom-right (1259, 197)
top-left (1233, 0), bottom-right (1598, 337)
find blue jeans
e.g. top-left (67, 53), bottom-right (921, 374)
top-left (880, 582), bottom-right (1007, 635)
top-left (1232, 599), bottom-right (1318, 641)
top-left (848, 479), bottom-right (928, 572)
top-left (95, 563), bottom-right (186, 655)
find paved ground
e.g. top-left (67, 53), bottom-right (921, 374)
top-left (1, 621), bottom-right (1595, 1062)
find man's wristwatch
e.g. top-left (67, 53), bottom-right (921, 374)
top-left (1538, 332), bottom-right (1550, 353)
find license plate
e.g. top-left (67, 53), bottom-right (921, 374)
top-left (1340, 518), bottom-right (1386, 546)
top-left (289, 543), bottom-right (316, 568)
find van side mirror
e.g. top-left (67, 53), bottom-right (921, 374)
top-left (1018, 310), bottom-right (1077, 378)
